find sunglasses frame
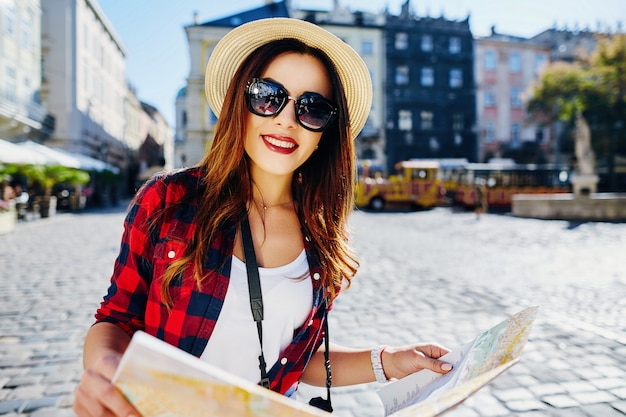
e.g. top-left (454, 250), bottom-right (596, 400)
top-left (244, 78), bottom-right (338, 132)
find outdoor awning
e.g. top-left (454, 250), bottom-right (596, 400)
top-left (17, 140), bottom-right (82, 168)
top-left (0, 138), bottom-right (48, 165)
top-left (53, 148), bottom-right (120, 173)
top-left (15, 140), bottom-right (119, 173)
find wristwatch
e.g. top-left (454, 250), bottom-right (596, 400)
top-left (371, 345), bottom-right (389, 383)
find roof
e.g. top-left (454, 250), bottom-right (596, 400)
top-left (200, 1), bottom-right (289, 28)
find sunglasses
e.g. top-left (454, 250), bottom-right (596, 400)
top-left (245, 78), bottom-right (337, 132)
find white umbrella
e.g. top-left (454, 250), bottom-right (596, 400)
top-left (16, 140), bottom-right (82, 168)
top-left (0, 139), bottom-right (48, 164)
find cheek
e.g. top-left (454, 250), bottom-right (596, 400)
top-left (244, 115), bottom-right (262, 144)
top-left (302, 134), bottom-right (323, 158)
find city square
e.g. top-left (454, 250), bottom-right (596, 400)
top-left (1, 204), bottom-right (625, 416)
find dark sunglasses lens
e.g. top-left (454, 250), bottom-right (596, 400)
top-left (298, 96), bottom-right (335, 131)
top-left (248, 81), bottom-right (285, 116)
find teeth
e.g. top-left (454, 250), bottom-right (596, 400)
top-left (264, 136), bottom-right (296, 149)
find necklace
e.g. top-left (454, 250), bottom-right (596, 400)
top-left (254, 199), bottom-right (294, 210)
top-left (251, 180), bottom-right (293, 211)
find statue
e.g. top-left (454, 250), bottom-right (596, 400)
top-left (570, 112), bottom-right (599, 195)
top-left (574, 112), bottom-right (595, 175)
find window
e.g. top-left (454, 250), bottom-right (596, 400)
top-left (361, 40), bottom-right (374, 56)
top-left (485, 122), bottom-right (495, 142)
top-left (511, 123), bottom-right (521, 147)
top-left (21, 11), bottom-right (32, 48)
top-left (536, 127), bottom-right (545, 143)
top-left (4, 4), bottom-right (15, 37)
top-left (395, 32), bottom-right (408, 50)
top-left (398, 110), bottom-right (412, 131)
top-left (421, 34), bottom-right (433, 51)
top-left (429, 137), bottom-right (440, 152)
top-left (421, 67), bottom-right (434, 86)
top-left (449, 37), bottom-right (461, 54)
top-left (6, 67), bottom-right (17, 102)
top-left (484, 50), bottom-right (496, 71)
top-left (509, 52), bottom-right (521, 73)
top-left (484, 91), bottom-right (496, 107)
top-left (535, 53), bottom-right (547, 75)
top-left (511, 88), bottom-right (522, 108)
top-left (395, 66), bottom-right (409, 85)
top-left (453, 113), bottom-right (464, 131)
top-left (420, 111), bottom-right (433, 130)
top-left (449, 69), bottom-right (463, 88)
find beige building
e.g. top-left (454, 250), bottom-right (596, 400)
top-left (0, 0), bottom-right (50, 142)
top-left (40, 0), bottom-right (127, 167)
top-left (178, 17), bottom-right (229, 167)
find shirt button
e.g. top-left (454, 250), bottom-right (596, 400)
top-left (308, 319), bottom-right (314, 326)
top-left (167, 250), bottom-right (175, 259)
top-left (280, 357), bottom-right (288, 365)
top-left (313, 272), bottom-right (320, 280)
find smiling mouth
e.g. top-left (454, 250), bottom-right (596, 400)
top-left (263, 135), bottom-right (297, 149)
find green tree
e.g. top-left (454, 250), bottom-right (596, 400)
top-left (528, 34), bottom-right (626, 189)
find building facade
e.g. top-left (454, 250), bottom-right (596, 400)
top-left (0, 0), bottom-right (52, 142)
top-left (383, 1), bottom-right (477, 173)
top-left (475, 28), bottom-right (551, 163)
top-left (40, 0), bottom-right (127, 167)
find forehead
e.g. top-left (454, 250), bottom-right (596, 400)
top-left (260, 52), bottom-right (332, 97)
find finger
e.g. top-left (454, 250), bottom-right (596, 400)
top-left (74, 383), bottom-right (111, 417)
top-left (75, 368), bottom-right (140, 417)
top-left (416, 343), bottom-right (450, 359)
top-left (416, 354), bottom-right (453, 374)
top-left (410, 345), bottom-right (453, 374)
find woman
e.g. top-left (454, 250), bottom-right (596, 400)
top-left (73, 18), bottom-right (451, 417)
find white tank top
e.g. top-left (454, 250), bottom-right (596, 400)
top-left (200, 250), bottom-right (312, 383)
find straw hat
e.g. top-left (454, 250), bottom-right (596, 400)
top-left (205, 18), bottom-right (372, 140)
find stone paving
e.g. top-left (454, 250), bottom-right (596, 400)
top-left (1, 203), bottom-right (625, 416)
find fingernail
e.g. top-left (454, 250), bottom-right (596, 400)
top-left (442, 363), bottom-right (453, 371)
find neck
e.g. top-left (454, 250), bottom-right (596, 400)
top-left (250, 172), bottom-right (294, 209)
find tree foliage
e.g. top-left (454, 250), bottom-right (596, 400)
top-left (528, 33), bottom-right (626, 159)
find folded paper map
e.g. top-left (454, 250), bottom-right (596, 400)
top-left (378, 305), bottom-right (539, 417)
top-left (111, 306), bottom-right (538, 417)
top-left (112, 331), bottom-right (331, 417)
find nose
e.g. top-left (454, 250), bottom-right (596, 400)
top-left (273, 96), bottom-right (299, 129)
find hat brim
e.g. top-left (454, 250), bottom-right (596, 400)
top-left (205, 18), bottom-right (372, 140)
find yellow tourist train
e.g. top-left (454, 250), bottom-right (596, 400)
top-left (355, 160), bottom-right (446, 210)
top-left (355, 159), bottom-right (571, 211)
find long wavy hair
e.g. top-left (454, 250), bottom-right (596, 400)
top-left (159, 38), bottom-right (359, 305)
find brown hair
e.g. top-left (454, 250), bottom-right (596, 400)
top-left (160, 39), bottom-right (358, 305)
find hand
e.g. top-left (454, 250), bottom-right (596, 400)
top-left (382, 343), bottom-right (452, 380)
top-left (73, 353), bottom-right (141, 417)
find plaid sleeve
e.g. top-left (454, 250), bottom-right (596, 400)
top-left (94, 177), bottom-right (166, 336)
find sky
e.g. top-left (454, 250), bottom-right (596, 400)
top-left (98, 0), bottom-right (626, 127)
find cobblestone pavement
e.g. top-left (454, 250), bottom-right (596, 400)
top-left (1, 204), bottom-right (625, 416)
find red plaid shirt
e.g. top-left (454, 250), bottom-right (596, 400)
top-left (95, 167), bottom-right (333, 396)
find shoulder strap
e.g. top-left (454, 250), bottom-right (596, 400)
top-left (241, 216), bottom-right (332, 409)
top-left (240, 217), bottom-right (269, 388)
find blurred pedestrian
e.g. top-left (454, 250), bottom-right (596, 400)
top-left (73, 18), bottom-right (452, 417)
top-left (474, 178), bottom-right (488, 220)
